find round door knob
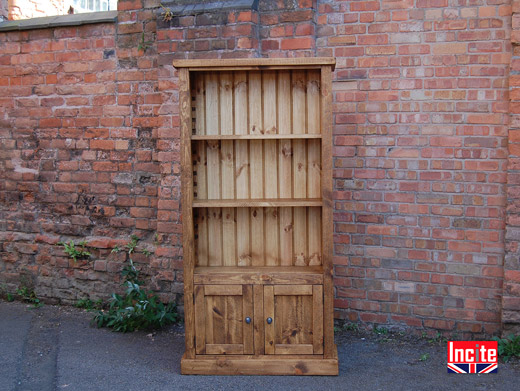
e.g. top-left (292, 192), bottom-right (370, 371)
top-left (266, 317), bottom-right (273, 324)
top-left (245, 317), bottom-right (251, 324)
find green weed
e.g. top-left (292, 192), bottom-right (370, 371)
top-left (59, 240), bottom-right (91, 262)
top-left (93, 237), bottom-right (178, 332)
top-left (492, 334), bottom-right (520, 362)
top-left (75, 298), bottom-right (103, 311)
top-left (17, 286), bottom-right (42, 308)
top-left (374, 326), bottom-right (389, 335)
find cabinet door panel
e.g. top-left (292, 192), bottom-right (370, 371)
top-left (195, 285), bottom-right (253, 355)
top-left (264, 285), bottom-right (323, 355)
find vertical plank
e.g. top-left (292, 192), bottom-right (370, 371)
top-left (313, 285), bottom-right (324, 354)
top-left (206, 141), bottom-right (221, 199)
top-left (253, 285), bottom-right (264, 355)
top-left (264, 285), bottom-right (275, 354)
top-left (206, 73), bottom-right (221, 204)
top-left (279, 207), bottom-right (293, 266)
top-left (250, 207), bottom-right (264, 266)
top-left (193, 141), bottom-right (207, 200)
top-left (243, 285), bottom-right (254, 354)
top-left (292, 71), bottom-right (308, 266)
top-left (236, 208), bottom-right (251, 266)
top-left (248, 71), bottom-right (262, 135)
top-left (249, 71), bottom-right (264, 267)
top-left (292, 70), bottom-right (307, 134)
top-left (221, 141), bottom-right (234, 199)
top-left (207, 208), bottom-right (222, 266)
top-left (307, 70), bottom-right (322, 266)
top-left (307, 70), bottom-right (320, 135)
top-left (220, 72), bottom-right (233, 135)
top-left (250, 140), bottom-right (263, 199)
top-left (226, 295), bottom-right (240, 344)
top-left (321, 65), bottom-right (334, 358)
top-left (293, 139), bottom-right (307, 199)
top-left (205, 72), bottom-right (219, 135)
top-left (222, 208), bottom-right (236, 266)
top-left (263, 73), bottom-right (279, 266)
top-left (278, 71), bottom-right (293, 199)
top-left (194, 141), bottom-right (208, 267)
top-left (195, 75), bottom-right (205, 135)
top-left (219, 73), bottom-right (236, 267)
top-left (179, 68), bottom-right (195, 359)
top-left (234, 71), bottom-right (248, 136)
top-left (194, 286), bottom-right (206, 354)
top-left (263, 71), bottom-right (277, 134)
top-left (277, 72), bottom-right (293, 267)
top-left (292, 69), bottom-right (307, 201)
top-left (210, 296), bottom-right (223, 344)
top-left (234, 72), bottom-right (251, 267)
top-left (265, 207), bottom-right (279, 266)
top-left (249, 72), bottom-right (265, 267)
top-left (196, 209), bottom-right (208, 266)
top-left (293, 206), bottom-right (307, 266)
top-left (308, 206), bottom-right (322, 266)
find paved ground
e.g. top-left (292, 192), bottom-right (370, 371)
top-left (1, 300), bottom-right (519, 391)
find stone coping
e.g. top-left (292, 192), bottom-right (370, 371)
top-left (160, 0), bottom-right (258, 15)
top-left (0, 10), bottom-right (117, 32)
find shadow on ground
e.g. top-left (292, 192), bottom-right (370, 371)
top-left (0, 301), bottom-right (518, 391)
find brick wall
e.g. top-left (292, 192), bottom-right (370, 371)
top-left (8, 0), bottom-right (66, 20)
top-left (317, 0), bottom-right (511, 335)
top-left (506, 0), bottom-right (520, 333)
top-left (0, 0), bottom-right (518, 335)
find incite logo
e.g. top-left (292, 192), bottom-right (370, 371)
top-left (447, 341), bottom-right (498, 374)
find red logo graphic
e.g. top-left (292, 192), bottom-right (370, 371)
top-left (447, 341), bottom-right (498, 374)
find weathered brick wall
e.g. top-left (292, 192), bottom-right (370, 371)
top-left (0, 0), bottom-right (517, 335)
top-left (506, 0), bottom-right (520, 333)
top-left (317, 0), bottom-right (511, 335)
top-left (8, 0), bottom-right (66, 20)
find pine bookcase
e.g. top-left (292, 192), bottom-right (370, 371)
top-left (174, 58), bottom-right (338, 375)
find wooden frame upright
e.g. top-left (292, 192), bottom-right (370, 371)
top-left (175, 58), bottom-right (337, 375)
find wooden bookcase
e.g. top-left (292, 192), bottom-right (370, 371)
top-left (174, 58), bottom-right (337, 375)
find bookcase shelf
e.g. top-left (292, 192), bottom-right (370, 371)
top-left (177, 57), bottom-right (337, 376)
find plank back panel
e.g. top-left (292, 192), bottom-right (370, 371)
top-left (193, 140), bottom-right (320, 201)
top-left (194, 207), bottom-right (321, 267)
top-left (192, 70), bottom-right (321, 136)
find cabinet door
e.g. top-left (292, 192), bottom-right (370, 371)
top-left (194, 285), bottom-right (253, 355)
top-left (264, 285), bottom-right (323, 355)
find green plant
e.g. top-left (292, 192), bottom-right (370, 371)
top-left (492, 334), bottom-right (520, 362)
top-left (17, 286), bottom-right (42, 308)
top-left (59, 240), bottom-right (91, 262)
top-left (76, 298), bottom-right (103, 311)
top-left (93, 237), bottom-right (178, 332)
top-left (137, 32), bottom-right (153, 52)
top-left (419, 353), bottom-right (430, 362)
top-left (7, 293), bottom-right (14, 302)
top-left (427, 331), bottom-right (447, 345)
top-left (374, 326), bottom-right (389, 335)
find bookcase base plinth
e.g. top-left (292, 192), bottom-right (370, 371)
top-left (181, 347), bottom-right (339, 376)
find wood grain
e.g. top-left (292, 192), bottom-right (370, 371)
top-left (179, 67), bottom-right (195, 359)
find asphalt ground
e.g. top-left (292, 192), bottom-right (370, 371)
top-left (1, 300), bottom-right (519, 391)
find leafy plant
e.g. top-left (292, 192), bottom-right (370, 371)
top-left (137, 32), bottom-right (153, 53)
top-left (419, 353), bottom-right (430, 362)
top-left (7, 293), bottom-right (14, 302)
top-left (93, 237), bottom-right (178, 332)
top-left (492, 334), bottom-right (520, 362)
top-left (59, 240), bottom-right (91, 262)
top-left (17, 286), bottom-right (42, 308)
top-left (75, 298), bottom-right (103, 311)
top-left (374, 326), bottom-right (389, 335)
